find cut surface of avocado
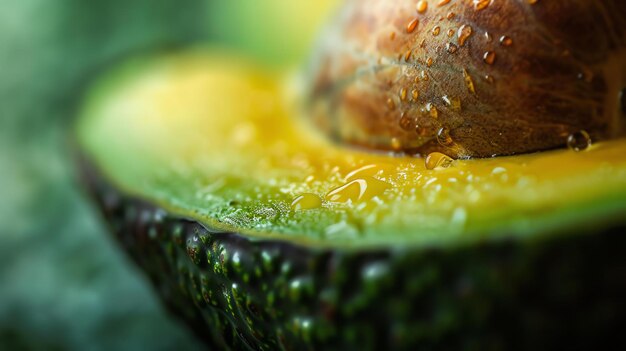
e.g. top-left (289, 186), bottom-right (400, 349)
top-left (76, 50), bottom-right (626, 249)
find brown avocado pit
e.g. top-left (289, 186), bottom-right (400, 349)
top-left (307, 0), bottom-right (626, 158)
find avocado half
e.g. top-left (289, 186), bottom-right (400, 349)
top-left (76, 51), bottom-right (626, 350)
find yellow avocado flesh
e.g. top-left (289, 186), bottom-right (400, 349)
top-left (77, 50), bottom-right (626, 249)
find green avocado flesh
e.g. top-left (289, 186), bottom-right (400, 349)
top-left (77, 50), bottom-right (626, 249)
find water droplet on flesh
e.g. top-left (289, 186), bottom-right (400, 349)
top-left (425, 152), bottom-right (454, 170)
top-left (345, 164), bottom-right (393, 182)
top-left (291, 193), bottom-right (322, 211)
top-left (326, 178), bottom-right (390, 203)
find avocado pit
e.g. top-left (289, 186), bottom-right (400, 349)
top-left (308, 0), bottom-right (626, 158)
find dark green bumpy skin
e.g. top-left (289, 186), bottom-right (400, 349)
top-left (82, 162), bottom-right (626, 351)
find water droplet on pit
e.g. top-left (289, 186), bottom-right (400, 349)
top-left (446, 43), bottom-right (458, 54)
top-left (567, 130), bottom-right (592, 152)
top-left (406, 19), bottom-right (419, 35)
top-left (400, 87), bottom-right (408, 101)
top-left (457, 25), bottom-right (473, 46)
top-left (426, 103), bottom-right (438, 119)
top-left (442, 95), bottom-right (461, 111)
top-left (390, 137), bottom-right (402, 151)
top-left (500, 35), bottom-right (513, 46)
top-left (463, 69), bottom-right (476, 94)
top-left (412, 88), bottom-right (420, 101)
top-left (483, 51), bottom-right (496, 65)
top-left (436, 127), bottom-right (454, 146)
top-left (473, 0), bottom-right (492, 11)
top-left (432, 26), bottom-right (441, 36)
top-left (416, 0), bottom-right (428, 13)
top-left (399, 113), bottom-right (413, 131)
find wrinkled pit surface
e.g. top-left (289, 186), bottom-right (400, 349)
top-left (308, 0), bottom-right (626, 158)
top-left (77, 51), bottom-right (626, 249)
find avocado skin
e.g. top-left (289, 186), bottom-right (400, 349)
top-left (82, 163), bottom-right (626, 350)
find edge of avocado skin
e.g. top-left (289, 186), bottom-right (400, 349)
top-left (81, 159), bottom-right (626, 351)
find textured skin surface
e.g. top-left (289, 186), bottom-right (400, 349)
top-left (82, 160), bottom-right (626, 350)
top-left (308, 0), bottom-right (626, 157)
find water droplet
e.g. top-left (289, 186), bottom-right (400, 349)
top-left (447, 12), bottom-right (456, 20)
top-left (426, 57), bottom-right (434, 67)
top-left (446, 43), bottom-right (458, 54)
top-left (484, 75), bottom-right (494, 83)
top-left (420, 70), bottom-right (429, 81)
top-left (416, 124), bottom-right (430, 136)
top-left (500, 35), bottom-right (513, 46)
top-left (387, 97), bottom-right (396, 110)
top-left (404, 49), bottom-right (412, 62)
top-left (326, 178), bottom-right (390, 203)
top-left (437, 0), bottom-right (451, 6)
top-left (457, 25), bottom-right (473, 46)
top-left (399, 113), bottom-right (413, 131)
top-left (426, 103), bottom-right (438, 119)
top-left (412, 88), bottom-right (420, 101)
top-left (425, 152), bottom-right (454, 170)
top-left (577, 68), bottom-right (594, 83)
top-left (291, 194), bottom-right (322, 211)
top-left (473, 0), bottom-right (492, 11)
top-left (432, 26), bottom-right (441, 36)
top-left (400, 87), bottom-right (408, 101)
top-left (483, 51), bottom-right (496, 65)
top-left (436, 127), bottom-right (454, 146)
top-left (567, 130), bottom-right (592, 152)
top-left (463, 69), bottom-right (476, 94)
top-left (447, 29), bottom-right (455, 37)
top-left (345, 164), bottom-right (394, 182)
top-left (484, 31), bottom-right (493, 42)
top-left (416, 0), bottom-right (428, 13)
top-left (442, 95), bottom-right (461, 111)
top-left (390, 137), bottom-right (402, 151)
top-left (407, 18), bottom-right (419, 34)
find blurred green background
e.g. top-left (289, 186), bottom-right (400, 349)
top-left (0, 0), bottom-right (336, 349)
